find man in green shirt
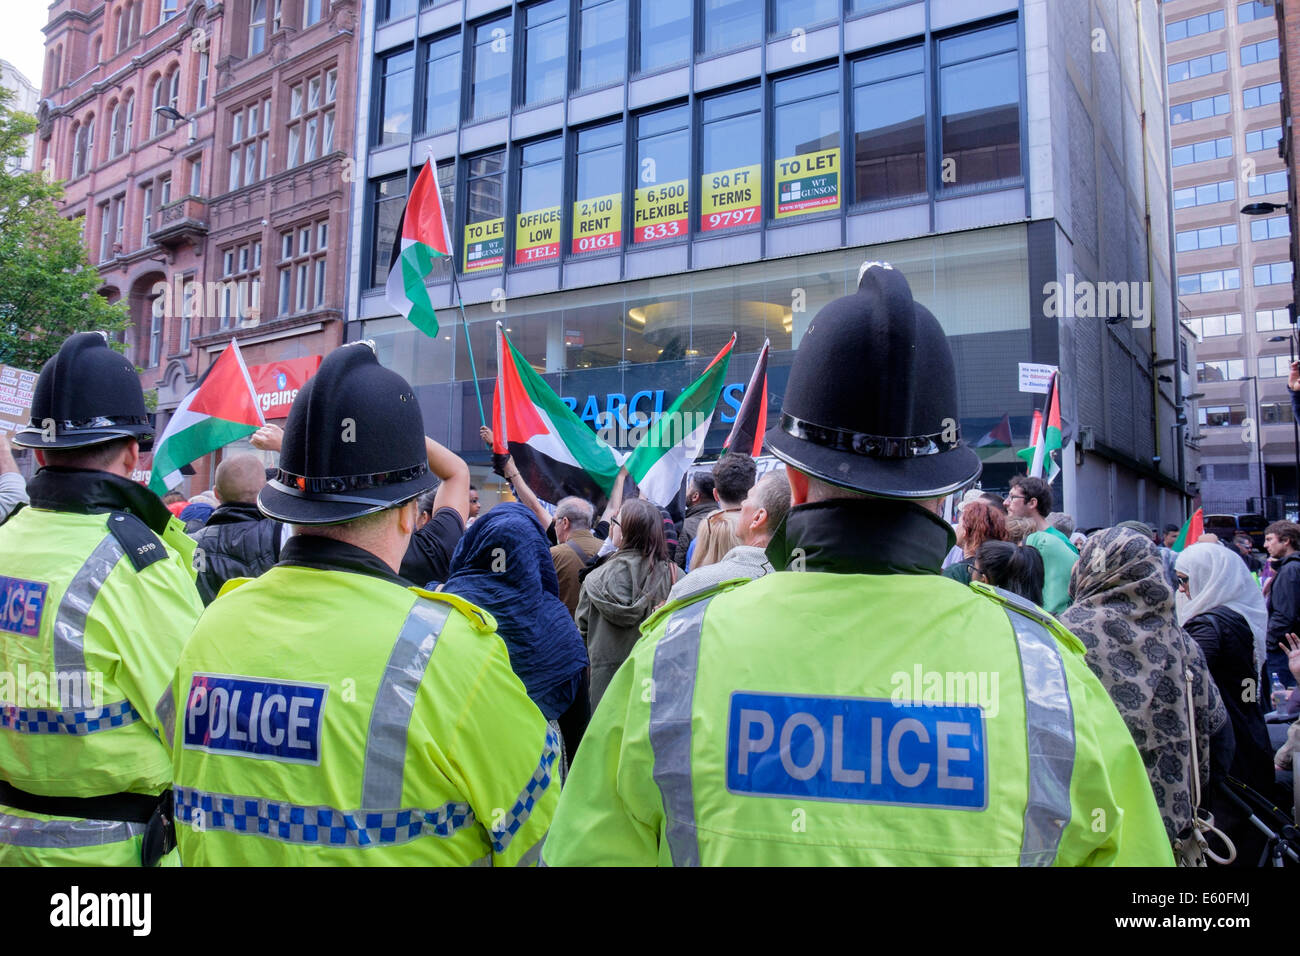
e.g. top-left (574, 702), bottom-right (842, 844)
top-left (1005, 476), bottom-right (1077, 615)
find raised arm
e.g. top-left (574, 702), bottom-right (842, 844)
top-left (429, 436), bottom-right (471, 524)
top-left (480, 424), bottom-right (550, 531)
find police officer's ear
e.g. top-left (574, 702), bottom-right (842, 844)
top-left (394, 498), bottom-right (419, 537)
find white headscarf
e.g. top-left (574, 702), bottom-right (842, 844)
top-left (1175, 541), bottom-right (1267, 674)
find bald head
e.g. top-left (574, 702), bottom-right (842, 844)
top-left (214, 454), bottom-right (269, 505)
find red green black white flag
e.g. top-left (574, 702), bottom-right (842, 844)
top-left (385, 158), bottom-right (453, 338)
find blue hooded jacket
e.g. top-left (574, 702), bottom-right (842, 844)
top-left (441, 503), bottom-right (589, 719)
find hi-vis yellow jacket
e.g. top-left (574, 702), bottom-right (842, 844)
top-left (0, 470), bottom-right (202, 866)
top-left (164, 539), bottom-right (559, 866)
top-left (544, 572), bottom-right (1174, 866)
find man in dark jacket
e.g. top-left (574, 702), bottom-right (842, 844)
top-left (192, 453), bottom-right (282, 604)
top-left (1264, 519), bottom-right (1300, 688)
top-left (674, 472), bottom-right (717, 569)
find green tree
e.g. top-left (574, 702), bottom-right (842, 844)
top-left (0, 71), bottom-right (128, 372)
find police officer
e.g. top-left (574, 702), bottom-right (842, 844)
top-left (544, 263), bottom-right (1174, 866)
top-left (165, 342), bottom-right (558, 865)
top-left (0, 332), bottom-right (204, 866)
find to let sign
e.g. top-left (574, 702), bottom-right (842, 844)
top-left (0, 365), bottom-right (37, 434)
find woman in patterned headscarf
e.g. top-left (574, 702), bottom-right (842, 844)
top-left (1058, 527), bottom-right (1232, 849)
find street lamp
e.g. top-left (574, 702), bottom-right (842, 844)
top-left (1239, 374), bottom-right (1268, 508)
top-left (1242, 201), bottom-right (1292, 216)
top-left (1268, 332), bottom-right (1300, 512)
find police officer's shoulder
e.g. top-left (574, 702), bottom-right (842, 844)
top-left (105, 511), bottom-right (170, 573)
top-left (214, 576), bottom-right (255, 600)
top-left (640, 577), bottom-right (752, 635)
top-left (407, 587), bottom-right (499, 635)
top-left (969, 580), bottom-right (1086, 655)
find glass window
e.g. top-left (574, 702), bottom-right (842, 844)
top-left (515, 137), bottom-right (564, 265)
top-left (1170, 94), bottom-right (1231, 125)
top-left (1254, 261), bottom-right (1293, 286)
top-left (464, 151), bottom-right (507, 272)
top-left (249, 0), bottom-right (267, 55)
top-left (1168, 51), bottom-right (1228, 83)
top-left (1241, 38), bottom-right (1279, 65)
top-left (773, 68), bottom-right (841, 219)
top-left (700, 87), bottom-right (761, 232)
top-left (702, 0), bottom-right (762, 55)
top-left (853, 46), bottom-right (926, 204)
top-left (938, 23), bottom-right (1021, 190)
top-left (1239, 1), bottom-right (1274, 23)
top-left (1248, 169), bottom-right (1288, 196)
top-left (377, 48), bottom-right (414, 145)
top-left (370, 174), bottom-right (408, 288)
top-left (1251, 216), bottom-right (1290, 240)
top-left (1173, 178), bottom-right (1235, 208)
top-left (1243, 82), bottom-right (1283, 109)
top-left (1166, 10), bottom-right (1226, 42)
top-left (470, 17), bottom-right (512, 120)
top-left (161, 0), bottom-right (178, 22)
top-left (384, 0), bottom-right (418, 20)
top-left (638, 0), bottom-right (690, 74)
top-left (576, 0), bottom-right (626, 91)
top-left (423, 33), bottom-right (461, 133)
top-left (1256, 307), bottom-right (1290, 331)
top-left (1246, 125), bottom-right (1283, 152)
top-left (1179, 269), bottom-right (1242, 294)
top-left (523, 1), bottom-right (567, 106)
top-left (1260, 355), bottom-right (1290, 378)
top-left (1171, 136), bottom-right (1233, 166)
top-left (572, 123), bottom-right (624, 255)
top-left (304, 0), bottom-right (324, 26)
top-left (773, 0), bottom-right (837, 36)
top-left (634, 105), bottom-right (690, 245)
top-left (1176, 224), bottom-right (1238, 251)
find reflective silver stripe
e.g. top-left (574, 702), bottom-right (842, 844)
top-left (648, 596), bottom-right (715, 868)
top-left (470, 853), bottom-right (493, 866)
top-left (173, 786), bottom-right (476, 848)
top-left (1002, 604), bottom-right (1076, 867)
top-left (0, 810), bottom-right (144, 848)
top-left (155, 685), bottom-right (176, 745)
top-left (53, 534), bottom-right (125, 678)
top-left (514, 836), bottom-right (545, 867)
top-left (361, 599), bottom-right (452, 809)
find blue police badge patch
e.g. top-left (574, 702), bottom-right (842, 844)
top-left (726, 691), bottom-right (987, 810)
top-left (183, 674), bottom-right (328, 765)
top-left (0, 575), bottom-right (48, 637)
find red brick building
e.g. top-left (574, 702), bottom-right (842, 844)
top-left (38, 0), bottom-right (355, 493)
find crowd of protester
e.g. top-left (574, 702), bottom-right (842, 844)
top-left (6, 411), bottom-right (1300, 866)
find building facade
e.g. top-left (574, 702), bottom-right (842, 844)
top-left (347, 0), bottom-right (1191, 527)
top-left (1166, 0), bottom-right (1294, 519)
top-left (1, 61), bottom-right (40, 172)
top-left (37, 0), bottom-right (356, 493)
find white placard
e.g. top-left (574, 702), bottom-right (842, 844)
top-left (1018, 363), bottom-right (1058, 394)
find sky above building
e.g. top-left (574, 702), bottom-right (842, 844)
top-left (0, 6), bottom-right (48, 95)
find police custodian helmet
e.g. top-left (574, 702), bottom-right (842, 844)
top-left (258, 341), bottom-right (436, 525)
top-left (14, 332), bottom-right (155, 450)
top-left (765, 261), bottom-right (981, 499)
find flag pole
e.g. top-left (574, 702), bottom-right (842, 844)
top-left (424, 147), bottom-right (487, 428)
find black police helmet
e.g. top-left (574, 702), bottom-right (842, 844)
top-left (14, 332), bottom-right (154, 450)
top-left (765, 261), bottom-right (981, 499)
top-left (258, 341), bottom-right (436, 525)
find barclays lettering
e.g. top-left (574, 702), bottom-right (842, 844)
top-left (562, 381), bottom-right (748, 430)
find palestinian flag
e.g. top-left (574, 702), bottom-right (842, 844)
top-left (723, 338), bottom-right (769, 458)
top-left (973, 413), bottom-right (1013, 448)
top-left (627, 334), bottom-right (736, 506)
top-left (385, 158), bottom-right (453, 338)
top-left (1017, 374), bottom-right (1062, 481)
top-left (1171, 508), bottom-right (1204, 552)
top-left (493, 324), bottom-right (621, 508)
top-left (148, 339), bottom-right (264, 495)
